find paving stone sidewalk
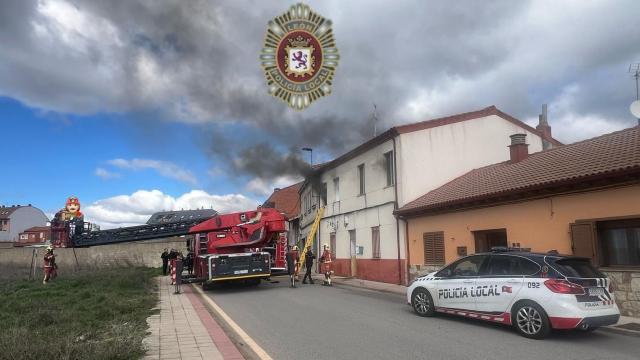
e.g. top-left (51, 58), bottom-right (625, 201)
top-left (143, 277), bottom-right (224, 360)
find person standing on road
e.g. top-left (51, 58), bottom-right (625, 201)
top-left (286, 245), bottom-right (300, 288)
top-left (185, 251), bottom-right (194, 275)
top-left (302, 249), bottom-right (315, 284)
top-left (161, 248), bottom-right (169, 275)
top-left (320, 244), bottom-right (333, 286)
top-left (42, 246), bottom-right (57, 284)
top-left (174, 253), bottom-right (184, 294)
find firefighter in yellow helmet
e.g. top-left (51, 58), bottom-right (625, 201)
top-left (320, 243), bottom-right (333, 286)
top-left (286, 245), bottom-right (300, 288)
top-left (43, 246), bottom-right (58, 284)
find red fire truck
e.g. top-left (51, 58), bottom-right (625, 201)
top-left (51, 207), bottom-right (289, 286)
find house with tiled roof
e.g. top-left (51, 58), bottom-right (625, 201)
top-left (299, 105), bottom-right (559, 284)
top-left (263, 182), bottom-right (303, 246)
top-left (395, 126), bottom-right (640, 316)
top-left (0, 204), bottom-right (49, 243)
top-left (16, 226), bottom-right (51, 246)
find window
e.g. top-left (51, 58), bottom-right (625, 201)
top-left (571, 218), bottom-right (640, 267)
top-left (321, 182), bottom-right (327, 206)
top-left (485, 255), bottom-right (540, 276)
top-left (473, 229), bottom-right (507, 253)
top-left (330, 232), bottom-right (336, 260)
top-left (333, 178), bottom-right (340, 202)
top-left (552, 258), bottom-right (604, 278)
top-left (598, 219), bottom-right (640, 267)
top-left (438, 255), bottom-right (488, 277)
top-left (423, 231), bottom-right (445, 265)
top-left (0, 220), bottom-right (8, 231)
top-left (371, 226), bottom-right (381, 258)
top-left (357, 164), bottom-right (365, 195)
top-left (384, 151), bottom-right (394, 186)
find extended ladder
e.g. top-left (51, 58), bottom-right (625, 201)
top-left (299, 207), bottom-right (324, 269)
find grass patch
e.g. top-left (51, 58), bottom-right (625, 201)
top-left (0, 267), bottom-right (160, 360)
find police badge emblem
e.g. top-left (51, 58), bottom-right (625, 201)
top-left (260, 3), bottom-right (339, 110)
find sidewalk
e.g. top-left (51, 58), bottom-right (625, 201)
top-left (320, 274), bottom-right (640, 336)
top-left (143, 277), bottom-right (243, 360)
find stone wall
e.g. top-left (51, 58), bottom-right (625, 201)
top-left (603, 270), bottom-right (640, 318)
top-left (0, 238), bottom-right (188, 280)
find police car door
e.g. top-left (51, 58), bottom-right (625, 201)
top-left (475, 255), bottom-right (536, 314)
top-left (436, 255), bottom-right (488, 311)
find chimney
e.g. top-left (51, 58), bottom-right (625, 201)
top-left (274, 188), bottom-right (280, 192)
top-left (536, 104), bottom-right (553, 150)
top-left (509, 133), bottom-right (529, 163)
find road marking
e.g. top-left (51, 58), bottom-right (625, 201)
top-left (193, 285), bottom-right (273, 360)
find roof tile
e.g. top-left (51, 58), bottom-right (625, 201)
top-left (396, 126), bottom-right (640, 215)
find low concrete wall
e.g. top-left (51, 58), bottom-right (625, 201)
top-left (0, 237), bottom-right (188, 280)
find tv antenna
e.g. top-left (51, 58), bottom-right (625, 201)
top-left (629, 63), bottom-right (640, 124)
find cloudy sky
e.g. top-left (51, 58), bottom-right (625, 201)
top-left (1, 0), bottom-right (639, 228)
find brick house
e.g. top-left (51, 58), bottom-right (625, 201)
top-left (396, 127), bottom-right (640, 316)
top-left (17, 226), bottom-right (51, 246)
top-left (263, 182), bottom-right (303, 246)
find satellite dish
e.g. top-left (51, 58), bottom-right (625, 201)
top-left (631, 100), bottom-right (640, 118)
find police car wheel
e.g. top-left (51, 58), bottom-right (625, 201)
top-left (411, 288), bottom-right (435, 317)
top-left (512, 301), bottom-right (550, 339)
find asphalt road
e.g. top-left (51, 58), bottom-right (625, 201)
top-left (205, 278), bottom-right (640, 360)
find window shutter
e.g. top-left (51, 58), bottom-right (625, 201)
top-left (423, 232), bottom-right (445, 265)
top-left (570, 222), bottom-right (597, 264)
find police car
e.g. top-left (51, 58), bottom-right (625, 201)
top-left (407, 248), bottom-right (620, 339)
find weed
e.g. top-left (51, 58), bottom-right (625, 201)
top-left (0, 268), bottom-right (158, 360)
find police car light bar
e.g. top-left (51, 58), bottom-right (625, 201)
top-left (490, 246), bottom-right (531, 253)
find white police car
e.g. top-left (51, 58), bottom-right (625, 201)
top-left (407, 249), bottom-right (620, 339)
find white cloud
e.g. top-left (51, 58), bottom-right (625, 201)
top-left (83, 189), bottom-right (260, 229)
top-left (245, 176), bottom-right (302, 197)
top-left (107, 158), bottom-right (197, 185)
top-left (94, 167), bottom-right (120, 179)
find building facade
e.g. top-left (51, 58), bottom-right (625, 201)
top-left (17, 226), bottom-right (51, 246)
top-left (396, 127), bottom-right (640, 316)
top-left (263, 182), bottom-right (303, 246)
top-left (300, 105), bottom-right (558, 284)
top-left (0, 204), bottom-right (49, 243)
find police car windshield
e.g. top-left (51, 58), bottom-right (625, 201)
top-left (552, 258), bottom-right (603, 278)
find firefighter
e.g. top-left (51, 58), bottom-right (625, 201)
top-left (320, 244), bottom-right (333, 286)
top-left (302, 249), bottom-right (315, 284)
top-left (185, 251), bottom-right (194, 275)
top-left (286, 245), bottom-right (300, 288)
top-left (43, 246), bottom-right (57, 284)
top-left (161, 248), bottom-right (169, 275)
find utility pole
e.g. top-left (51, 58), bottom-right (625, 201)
top-left (629, 63), bottom-right (640, 125)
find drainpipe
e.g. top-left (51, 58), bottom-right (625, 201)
top-left (392, 136), bottom-right (402, 285)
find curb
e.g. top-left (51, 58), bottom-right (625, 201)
top-left (191, 284), bottom-right (273, 360)
top-left (600, 325), bottom-right (640, 338)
